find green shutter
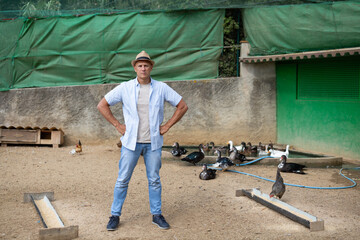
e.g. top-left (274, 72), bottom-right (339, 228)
top-left (297, 59), bottom-right (360, 101)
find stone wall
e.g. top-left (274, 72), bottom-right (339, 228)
top-left (0, 75), bottom-right (277, 147)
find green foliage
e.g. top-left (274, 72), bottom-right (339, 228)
top-left (219, 9), bottom-right (242, 77)
top-left (21, 0), bottom-right (61, 17)
top-left (21, 2), bottom-right (37, 17)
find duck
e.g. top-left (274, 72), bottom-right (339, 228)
top-left (247, 142), bottom-right (258, 154)
top-left (269, 169), bottom-right (286, 199)
top-left (278, 155), bottom-right (306, 174)
top-left (235, 142), bottom-right (251, 156)
top-left (199, 164), bottom-right (217, 180)
top-left (269, 144), bottom-right (290, 158)
top-left (203, 142), bottom-right (214, 151)
top-left (239, 141), bottom-right (247, 154)
top-left (181, 144), bottom-right (205, 165)
top-left (258, 142), bottom-right (266, 151)
top-left (213, 149), bottom-right (235, 171)
top-left (171, 142), bottom-right (187, 157)
top-left (228, 140), bottom-right (243, 151)
top-left (203, 142), bottom-right (215, 154)
top-left (258, 144), bottom-right (270, 156)
top-left (216, 143), bottom-right (230, 156)
top-left (229, 146), bottom-right (246, 164)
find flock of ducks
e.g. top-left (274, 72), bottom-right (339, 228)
top-left (171, 141), bottom-right (307, 199)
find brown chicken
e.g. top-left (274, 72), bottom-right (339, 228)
top-left (75, 140), bottom-right (82, 153)
top-left (117, 140), bottom-right (122, 148)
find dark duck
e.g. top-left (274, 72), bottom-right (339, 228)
top-left (213, 149), bottom-right (234, 171)
top-left (247, 142), bottom-right (258, 156)
top-left (229, 146), bottom-right (246, 164)
top-left (199, 164), bottom-right (217, 180)
top-left (181, 144), bottom-right (205, 165)
top-left (269, 169), bottom-right (286, 199)
top-left (171, 142), bottom-right (187, 157)
top-left (278, 155), bottom-right (306, 174)
top-left (203, 142), bottom-right (215, 153)
top-left (241, 142), bottom-right (254, 156)
top-left (216, 142), bottom-right (230, 155)
top-left (235, 141), bottom-right (247, 154)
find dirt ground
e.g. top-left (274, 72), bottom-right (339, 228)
top-left (0, 143), bottom-right (359, 240)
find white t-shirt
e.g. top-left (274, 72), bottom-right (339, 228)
top-left (137, 83), bottom-right (151, 143)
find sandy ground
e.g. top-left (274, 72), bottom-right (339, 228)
top-left (0, 143), bottom-right (360, 240)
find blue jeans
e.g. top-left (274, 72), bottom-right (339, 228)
top-left (111, 143), bottom-right (162, 216)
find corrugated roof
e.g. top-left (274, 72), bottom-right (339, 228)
top-left (240, 47), bottom-right (360, 63)
top-left (0, 126), bottom-right (63, 132)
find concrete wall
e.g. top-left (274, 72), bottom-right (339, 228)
top-left (0, 75), bottom-right (277, 147)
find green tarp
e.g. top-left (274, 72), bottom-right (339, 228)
top-left (0, 9), bottom-right (224, 91)
top-left (243, 1), bottom-right (360, 55)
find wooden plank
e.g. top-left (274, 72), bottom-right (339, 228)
top-left (40, 139), bottom-right (53, 144)
top-left (0, 129), bottom-right (38, 143)
top-left (51, 131), bottom-right (64, 145)
top-left (36, 129), bottom-right (42, 144)
top-left (237, 188), bottom-right (324, 231)
top-left (39, 225), bottom-right (79, 240)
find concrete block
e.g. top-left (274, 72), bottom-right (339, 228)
top-left (24, 192), bottom-right (55, 203)
top-left (39, 226), bottom-right (79, 240)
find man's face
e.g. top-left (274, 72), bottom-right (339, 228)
top-left (134, 60), bottom-right (153, 80)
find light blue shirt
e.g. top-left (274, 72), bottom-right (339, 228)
top-left (105, 77), bottom-right (182, 151)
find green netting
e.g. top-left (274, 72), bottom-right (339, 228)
top-left (243, 1), bottom-right (360, 55)
top-left (0, 9), bottom-right (224, 91)
top-left (0, 0), bottom-right (345, 19)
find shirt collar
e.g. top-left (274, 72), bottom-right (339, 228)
top-left (135, 77), bottom-right (153, 86)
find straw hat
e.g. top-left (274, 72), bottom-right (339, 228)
top-left (131, 50), bottom-right (155, 67)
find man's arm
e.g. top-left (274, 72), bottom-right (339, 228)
top-left (97, 97), bottom-right (126, 135)
top-left (160, 98), bottom-right (188, 135)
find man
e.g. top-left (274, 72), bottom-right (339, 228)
top-left (97, 50), bottom-right (188, 231)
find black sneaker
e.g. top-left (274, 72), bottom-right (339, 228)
top-left (107, 215), bottom-right (119, 231)
top-left (152, 214), bottom-right (170, 229)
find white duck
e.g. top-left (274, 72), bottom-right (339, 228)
top-left (228, 140), bottom-right (243, 152)
top-left (258, 144), bottom-right (270, 156)
top-left (268, 145), bottom-right (289, 158)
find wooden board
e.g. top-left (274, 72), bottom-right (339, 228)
top-left (0, 129), bottom-right (39, 143)
top-left (237, 188), bottom-right (324, 231)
